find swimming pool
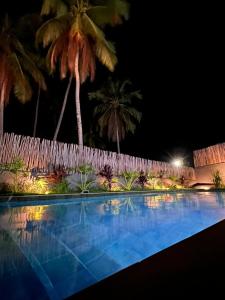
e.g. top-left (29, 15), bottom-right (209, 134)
top-left (1, 191), bottom-right (225, 299)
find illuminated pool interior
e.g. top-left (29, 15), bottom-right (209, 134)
top-left (1, 191), bottom-right (225, 299)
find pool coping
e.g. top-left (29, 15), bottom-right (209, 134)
top-left (0, 189), bottom-right (220, 203)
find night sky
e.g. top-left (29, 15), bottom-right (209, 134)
top-left (1, 1), bottom-right (224, 166)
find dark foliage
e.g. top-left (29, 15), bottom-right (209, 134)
top-left (158, 170), bottom-right (165, 179)
top-left (137, 170), bottom-right (148, 189)
top-left (99, 164), bottom-right (113, 190)
top-left (48, 165), bottom-right (67, 184)
top-left (179, 175), bottom-right (185, 185)
top-left (31, 164), bottom-right (67, 184)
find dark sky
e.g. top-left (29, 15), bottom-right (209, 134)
top-left (1, 1), bottom-right (224, 166)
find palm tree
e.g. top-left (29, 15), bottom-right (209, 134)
top-left (89, 78), bottom-right (142, 153)
top-left (37, 0), bottom-right (129, 145)
top-left (0, 15), bottom-right (46, 135)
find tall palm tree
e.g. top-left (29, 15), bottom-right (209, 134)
top-left (89, 78), bottom-right (142, 154)
top-left (0, 15), bottom-right (46, 135)
top-left (37, 0), bottom-right (129, 145)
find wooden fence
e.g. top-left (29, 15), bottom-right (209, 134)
top-left (0, 133), bottom-right (195, 179)
top-left (194, 143), bottom-right (225, 167)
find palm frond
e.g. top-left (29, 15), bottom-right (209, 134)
top-left (41, 0), bottom-right (68, 17)
top-left (67, 33), bottom-right (77, 75)
top-left (19, 55), bottom-right (47, 90)
top-left (36, 14), bottom-right (71, 47)
top-left (12, 40), bottom-right (46, 90)
top-left (79, 36), bottom-right (96, 83)
top-left (70, 14), bottom-right (82, 36)
top-left (0, 56), bottom-right (12, 105)
top-left (46, 32), bottom-right (69, 77)
top-left (119, 91), bottom-right (142, 104)
top-left (124, 107), bottom-right (142, 122)
top-left (95, 40), bottom-right (117, 71)
top-left (82, 13), bottom-right (105, 40)
top-left (125, 119), bottom-right (136, 134)
top-left (119, 79), bottom-right (131, 93)
top-left (87, 6), bottom-right (114, 27)
top-left (93, 103), bottom-right (109, 115)
top-left (13, 79), bottom-right (32, 103)
top-left (88, 0), bottom-right (129, 26)
top-left (128, 90), bottom-right (143, 100)
top-left (111, 0), bottom-right (130, 21)
top-left (88, 90), bottom-right (108, 102)
top-left (60, 41), bottom-right (69, 79)
top-left (9, 53), bottom-right (32, 103)
top-left (108, 77), bottom-right (117, 95)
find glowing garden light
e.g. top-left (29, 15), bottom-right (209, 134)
top-left (172, 158), bottom-right (183, 167)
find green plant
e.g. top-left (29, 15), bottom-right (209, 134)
top-left (6, 157), bottom-right (26, 174)
top-left (169, 184), bottom-right (177, 190)
top-left (119, 171), bottom-right (139, 191)
top-left (168, 175), bottom-right (179, 182)
top-left (212, 170), bottom-right (223, 188)
top-left (76, 164), bottom-right (95, 192)
top-left (51, 180), bottom-right (70, 194)
top-left (21, 177), bottom-right (49, 194)
top-left (147, 177), bottom-right (158, 189)
top-left (5, 157), bottom-right (26, 193)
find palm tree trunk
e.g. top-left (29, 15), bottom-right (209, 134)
top-left (114, 111), bottom-right (120, 154)
top-left (0, 98), bottom-right (4, 135)
top-left (33, 86), bottom-right (40, 137)
top-left (75, 50), bottom-right (83, 146)
top-left (53, 75), bottom-right (73, 141)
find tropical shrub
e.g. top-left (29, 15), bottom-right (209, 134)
top-left (46, 165), bottom-right (67, 184)
top-left (119, 171), bottom-right (139, 191)
top-left (76, 164), bottom-right (95, 192)
top-left (3, 157), bottom-right (27, 193)
top-left (147, 177), bottom-right (159, 189)
top-left (51, 180), bottom-right (70, 194)
top-left (168, 175), bottom-right (179, 182)
top-left (24, 178), bottom-right (49, 194)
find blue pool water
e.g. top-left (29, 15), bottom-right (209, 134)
top-left (1, 191), bottom-right (225, 299)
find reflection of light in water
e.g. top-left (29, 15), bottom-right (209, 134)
top-left (102, 199), bottom-right (121, 215)
top-left (110, 199), bottom-right (121, 206)
top-left (144, 193), bottom-right (183, 208)
top-left (0, 206), bottom-right (50, 249)
top-left (144, 197), bottom-right (161, 208)
top-left (2, 206), bottom-right (49, 231)
top-left (25, 206), bottom-right (48, 221)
